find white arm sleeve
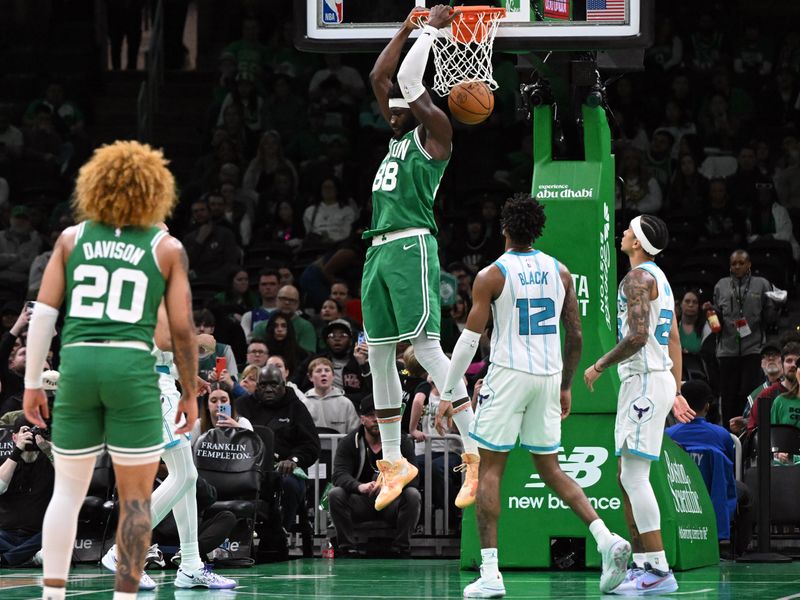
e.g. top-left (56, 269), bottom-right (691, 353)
top-left (24, 302), bottom-right (59, 389)
top-left (441, 329), bottom-right (481, 401)
top-left (397, 25), bottom-right (437, 103)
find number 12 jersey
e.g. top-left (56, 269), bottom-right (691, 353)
top-left (490, 249), bottom-right (565, 376)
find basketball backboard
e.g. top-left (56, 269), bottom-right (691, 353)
top-left (294, 0), bottom-right (652, 53)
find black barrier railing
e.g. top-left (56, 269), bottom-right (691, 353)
top-left (310, 433), bottom-right (464, 537)
top-left (737, 394), bottom-right (792, 563)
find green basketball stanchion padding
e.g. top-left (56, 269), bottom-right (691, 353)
top-left (531, 103), bottom-right (619, 414)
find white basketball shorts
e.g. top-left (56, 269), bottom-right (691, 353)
top-left (615, 370), bottom-right (675, 461)
top-left (469, 363), bottom-right (562, 454)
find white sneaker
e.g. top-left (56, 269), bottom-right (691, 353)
top-left (174, 565), bottom-right (238, 589)
top-left (599, 534), bottom-right (632, 593)
top-left (613, 564), bottom-right (678, 595)
top-left (171, 549), bottom-right (182, 567)
top-left (100, 544), bottom-right (157, 591)
top-left (32, 550), bottom-right (43, 566)
top-left (463, 568), bottom-right (505, 598)
top-left (144, 543), bottom-right (166, 569)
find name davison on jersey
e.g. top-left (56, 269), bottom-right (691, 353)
top-left (518, 271), bottom-right (549, 286)
top-left (82, 241), bottom-right (146, 266)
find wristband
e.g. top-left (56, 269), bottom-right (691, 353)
top-left (9, 446), bottom-right (23, 462)
top-left (421, 24), bottom-right (438, 37)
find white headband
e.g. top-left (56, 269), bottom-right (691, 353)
top-left (388, 98), bottom-right (410, 109)
top-left (630, 216), bottom-right (662, 256)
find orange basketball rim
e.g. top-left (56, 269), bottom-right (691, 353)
top-left (411, 5), bottom-right (506, 44)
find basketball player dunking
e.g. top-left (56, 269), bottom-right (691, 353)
top-left (362, 4), bottom-right (480, 511)
top-left (442, 194), bottom-right (632, 598)
top-left (584, 215), bottom-right (695, 595)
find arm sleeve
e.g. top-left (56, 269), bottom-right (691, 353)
top-left (440, 329), bottom-right (481, 401)
top-left (23, 303), bottom-right (59, 388)
top-left (397, 25), bottom-right (437, 103)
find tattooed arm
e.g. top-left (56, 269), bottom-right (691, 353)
top-left (598, 269), bottom-right (653, 369)
top-left (584, 268), bottom-right (654, 390)
top-left (559, 264), bottom-right (582, 391)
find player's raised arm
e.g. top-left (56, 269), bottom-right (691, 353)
top-left (397, 4), bottom-right (458, 160)
top-left (559, 264), bottom-right (583, 392)
top-left (369, 10), bottom-right (417, 123)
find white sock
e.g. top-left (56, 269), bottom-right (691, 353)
top-left (112, 593), bottom-right (137, 600)
top-left (377, 417), bottom-right (402, 462)
top-left (42, 586), bottom-right (66, 600)
top-left (160, 445), bottom-right (203, 572)
top-left (646, 550), bottom-right (669, 572)
top-left (368, 342), bottom-right (403, 462)
top-left (481, 547), bottom-right (499, 578)
top-left (451, 404), bottom-right (479, 455)
top-left (588, 519), bottom-right (615, 552)
top-left (633, 552), bottom-right (646, 569)
top-left (42, 455), bottom-right (96, 582)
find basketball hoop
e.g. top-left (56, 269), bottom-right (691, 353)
top-left (411, 5), bottom-right (506, 97)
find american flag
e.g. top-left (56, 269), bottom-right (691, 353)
top-left (586, 0), bottom-right (626, 21)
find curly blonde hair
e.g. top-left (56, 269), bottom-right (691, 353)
top-left (73, 141), bottom-right (177, 228)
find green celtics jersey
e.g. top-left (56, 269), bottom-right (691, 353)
top-left (771, 393), bottom-right (800, 429)
top-left (61, 221), bottom-right (168, 346)
top-left (363, 126), bottom-right (449, 240)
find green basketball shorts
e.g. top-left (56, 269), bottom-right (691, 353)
top-left (361, 231), bottom-right (441, 345)
top-left (52, 344), bottom-right (164, 461)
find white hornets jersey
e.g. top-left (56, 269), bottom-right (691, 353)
top-left (152, 346), bottom-right (179, 395)
top-left (489, 249), bottom-right (565, 375)
top-left (617, 261), bottom-right (674, 380)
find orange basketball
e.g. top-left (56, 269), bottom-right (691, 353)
top-left (448, 81), bottom-right (494, 125)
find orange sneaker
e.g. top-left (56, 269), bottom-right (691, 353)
top-left (374, 457), bottom-right (419, 511)
top-left (454, 452), bottom-right (480, 508)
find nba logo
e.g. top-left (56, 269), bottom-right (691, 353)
top-left (322, 0), bottom-right (343, 24)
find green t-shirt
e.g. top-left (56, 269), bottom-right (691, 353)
top-left (363, 126), bottom-right (448, 240)
top-left (678, 322), bottom-right (702, 354)
top-left (770, 393), bottom-right (800, 429)
top-left (62, 221), bottom-right (167, 346)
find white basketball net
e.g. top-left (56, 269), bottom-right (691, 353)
top-left (412, 9), bottom-right (504, 97)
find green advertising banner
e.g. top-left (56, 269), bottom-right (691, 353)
top-left (460, 415), bottom-right (719, 571)
top-left (530, 104), bottom-right (619, 413)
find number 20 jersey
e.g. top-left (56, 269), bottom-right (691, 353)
top-left (617, 261), bottom-right (674, 381)
top-left (61, 221), bottom-right (167, 346)
top-left (489, 250), bottom-right (565, 376)
top-left (362, 125), bottom-right (448, 240)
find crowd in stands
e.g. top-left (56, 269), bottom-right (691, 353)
top-left (2, 1), bottom-right (800, 564)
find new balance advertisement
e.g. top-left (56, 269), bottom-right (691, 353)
top-left (460, 415), bottom-right (719, 570)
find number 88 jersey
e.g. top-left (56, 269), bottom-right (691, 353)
top-left (489, 249), bottom-right (565, 376)
top-left (617, 261), bottom-right (674, 381)
top-left (61, 220), bottom-right (167, 347)
top-left (362, 125), bottom-right (449, 241)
